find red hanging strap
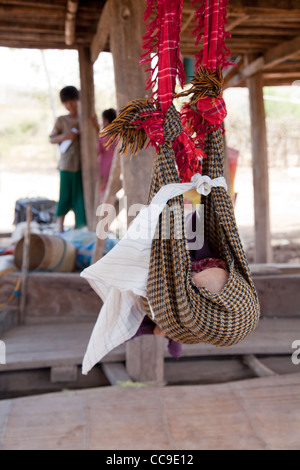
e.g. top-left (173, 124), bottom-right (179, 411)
top-left (101, 0), bottom-right (232, 184)
top-left (139, 0), bottom-right (232, 183)
top-left (192, 0), bottom-right (233, 70)
top-left (140, 0), bottom-right (185, 114)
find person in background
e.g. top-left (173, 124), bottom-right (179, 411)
top-left (49, 86), bottom-right (86, 232)
top-left (91, 108), bottom-right (117, 203)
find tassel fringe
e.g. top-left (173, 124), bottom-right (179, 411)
top-left (176, 66), bottom-right (223, 104)
top-left (99, 99), bottom-right (158, 156)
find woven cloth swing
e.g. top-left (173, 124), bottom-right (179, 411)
top-left (81, 0), bottom-right (260, 374)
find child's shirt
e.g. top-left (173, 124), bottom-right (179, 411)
top-left (50, 114), bottom-right (81, 172)
top-left (97, 135), bottom-right (117, 181)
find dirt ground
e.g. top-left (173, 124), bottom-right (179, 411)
top-left (0, 164), bottom-right (299, 263)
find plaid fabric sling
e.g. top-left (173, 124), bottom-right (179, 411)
top-left (141, 105), bottom-right (260, 346)
top-left (101, 0), bottom-right (260, 347)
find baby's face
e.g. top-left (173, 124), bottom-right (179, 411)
top-left (192, 268), bottom-right (229, 294)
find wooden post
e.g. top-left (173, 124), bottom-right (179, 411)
top-left (78, 46), bottom-right (99, 231)
top-left (92, 150), bottom-right (122, 263)
top-left (247, 71), bottom-right (273, 263)
top-left (65, 0), bottom-right (79, 46)
top-left (19, 204), bottom-right (32, 325)
top-left (109, 0), bottom-right (164, 383)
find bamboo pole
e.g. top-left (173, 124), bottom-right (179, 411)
top-left (242, 354), bottom-right (277, 378)
top-left (19, 203), bottom-right (32, 325)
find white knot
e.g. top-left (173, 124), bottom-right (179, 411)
top-left (191, 173), bottom-right (228, 196)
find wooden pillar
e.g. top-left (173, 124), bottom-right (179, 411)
top-left (109, 0), bottom-right (164, 383)
top-left (78, 46), bottom-right (99, 231)
top-left (247, 71), bottom-right (272, 263)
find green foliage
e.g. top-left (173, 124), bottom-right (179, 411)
top-left (224, 86), bottom-right (300, 167)
top-left (263, 86), bottom-right (300, 120)
top-left (0, 92), bottom-right (56, 167)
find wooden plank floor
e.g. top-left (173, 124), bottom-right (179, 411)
top-left (0, 317), bottom-right (299, 372)
top-left (0, 322), bottom-right (125, 371)
top-left (179, 316), bottom-right (299, 357)
top-left (1, 373), bottom-right (300, 450)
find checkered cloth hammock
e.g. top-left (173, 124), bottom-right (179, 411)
top-left (101, 0), bottom-right (260, 346)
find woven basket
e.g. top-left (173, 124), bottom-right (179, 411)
top-left (14, 234), bottom-right (76, 273)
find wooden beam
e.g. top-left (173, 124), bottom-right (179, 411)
top-left (0, 0), bottom-right (64, 8)
top-left (102, 363), bottom-right (132, 385)
top-left (264, 71), bottom-right (300, 79)
top-left (183, 0), bottom-right (300, 15)
top-left (91, 0), bottom-right (112, 63)
top-left (227, 0), bottom-right (300, 15)
top-left (247, 70), bottom-right (272, 263)
top-left (223, 56), bottom-right (243, 87)
top-left (245, 19), bottom-right (300, 28)
top-left (0, 32), bottom-right (65, 42)
top-left (242, 354), bottom-right (277, 378)
top-left (0, 31), bottom-right (92, 46)
top-left (0, 4), bottom-right (63, 17)
top-left (65, 0), bottom-right (79, 46)
top-left (0, 40), bottom-right (75, 50)
top-left (109, 0), bottom-right (163, 384)
top-left (264, 34), bottom-right (300, 67)
top-left (0, 22), bottom-right (65, 34)
top-left (181, 11), bottom-right (194, 34)
top-left (231, 27), bottom-right (300, 37)
top-left (229, 7), bottom-right (300, 17)
top-left (225, 14), bottom-right (249, 32)
top-left (225, 35), bottom-right (300, 88)
top-left (51, 365), bottom-right (78, 383)
top-left (78, 46), bottom-right (99, 231)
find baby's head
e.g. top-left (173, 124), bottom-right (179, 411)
top-left (192, 267), bottom-right (229, 294)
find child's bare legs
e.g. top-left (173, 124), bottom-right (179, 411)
top-left (192, 267), bottom-right (229, 294)
top-left (153, 325), bottom-right (166, 337)
top-left (57, 215), bottom-right (65, 233)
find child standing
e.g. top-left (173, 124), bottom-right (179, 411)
top-left (91, 108), bottom-right (117, 203)
top-left (49, 86), bottom-right (86, 232)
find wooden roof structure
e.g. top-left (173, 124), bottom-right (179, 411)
top-left (1, 0), bottom-right (300, 87)
top-left (0, 0), bottom-right (106, 49)
top-left (182, 0), bottom-right (300, 88)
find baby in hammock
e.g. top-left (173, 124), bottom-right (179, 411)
top-left (131, 210), bottom-right (230, 354)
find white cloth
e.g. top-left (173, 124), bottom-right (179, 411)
top-left (81, 174), bottom-right (227, 374)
